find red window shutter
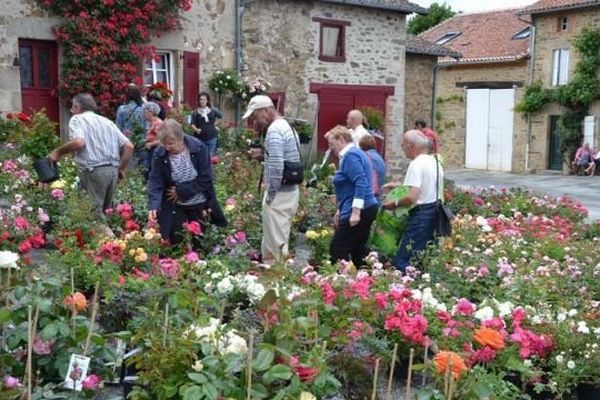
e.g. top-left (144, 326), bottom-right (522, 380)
top-left (183, 51), bottom-right (199, 108)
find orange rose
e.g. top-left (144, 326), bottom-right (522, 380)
top-left (433, 351), bottom-right (467, 380)
top-left (64, 292), bottom-right (87, 313)
top-left (473, 327), bottom-right (505, 350)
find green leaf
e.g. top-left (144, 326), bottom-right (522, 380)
top-left (250, 383), bottom-right (269, 399)
top-left (188, 373), bottom-right (208, 384)
top-left (181, 385), bottom-right (203, 400)
top-left (202, 382), bottom-right (218, 400)
top-left (263, 364), bottom-right (293, 385)
top-left (164, 385), bottom-right (178, 398)
top-left (41, 323), bottom-right (58, 340)
top-left (252, 348), bottom-right (275, 372)
top-left (0, 308), bottom-right (12, 323)
top-left (473, 381), bottom-right (493, 398)
top-left (202, 355), bottom-right (219, 368)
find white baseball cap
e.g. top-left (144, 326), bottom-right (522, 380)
top-left (242, 95), bottom-right (274, 119)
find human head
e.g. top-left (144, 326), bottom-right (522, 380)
top-left (359, 134), bottom-right (377, 151)
top-left (142, 101), bottom-right (161, 121)
top-left (71, 93), bottom-right (97, 114)
top-left (324, 125), bottom-right (353, 155)
top-left (198, 92), bottom-right (212, 108)
top-left (157, 119), bottom-right (185, 154)
top-left (126, 85), bottom-right (143, 106)
top-left (243, 95), bottom-right (276, 131)
top-left (402, 129), bottom-right (430, 160)
top-left (415, 119), bottom-right (428, 131)
top-left (583, 142), bottom-right (590, 149)
top-left (346, 110), bottom-right (364, 130)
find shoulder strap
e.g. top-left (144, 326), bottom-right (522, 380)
top-left (435, 154), bottom-right (440, 202)
top-left (290, 128), bottom-right (302, 162)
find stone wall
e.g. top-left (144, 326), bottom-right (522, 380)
top-left (404, 53), bottom-right (436, 133)
top-left (434, 60), bottom-right (530, 172)
top-left (529, 8), bottom-right (600, 171)
top-left (242, 0), bottom-right (409, 176)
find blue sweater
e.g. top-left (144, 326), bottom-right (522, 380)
top-left (333, 146), bottom-right (378, 222)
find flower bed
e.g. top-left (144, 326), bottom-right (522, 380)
top-left (0, 115), bottom-right (599, 399)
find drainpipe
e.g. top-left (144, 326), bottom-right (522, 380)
top-left (519, 14), bottom-right (536, 171)
top-left (431, 64), bottom-right (440, 130)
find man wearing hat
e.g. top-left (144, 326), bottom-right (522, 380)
top-left (243, 95), bottom-right (301, 263)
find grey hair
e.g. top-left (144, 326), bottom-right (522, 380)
top-left (72, 93), bottom-right (97, 112)
top-left (142, 101), bottom-right (161, 116)
top-left (403, 129), bottom-right (431, 149)
top-left (157, 119), bottom-right (184, 143)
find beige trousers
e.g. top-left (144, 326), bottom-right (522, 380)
top-left (261, 186), bottom-right (300, 262)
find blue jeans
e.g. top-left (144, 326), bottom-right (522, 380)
top-left (202, 137), bottom-right (217, 157)
top-left (394, 202), bottom-right (437, 271)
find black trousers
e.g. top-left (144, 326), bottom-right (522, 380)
top-left (329, 204), bottom-right (379, 266)
top-left (170, 202), bottom-right (208, 247)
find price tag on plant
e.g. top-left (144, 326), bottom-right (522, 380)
top-left (63, 354), bottom-right (91, 391)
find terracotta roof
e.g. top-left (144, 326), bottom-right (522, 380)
top-left (316, 0), bottom-right (428, 14)
top-left (419, 8), bottom-right (530, 65)
top-left (406, 36), bottom-right (462, 58)
top-left (517, 0), bottom-right (600, 15)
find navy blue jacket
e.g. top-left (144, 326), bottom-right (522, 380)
top-left (147, 135), bottom-right (226, 238)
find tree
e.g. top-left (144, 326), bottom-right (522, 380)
top-left (407, 2), bottom-right (456, 36)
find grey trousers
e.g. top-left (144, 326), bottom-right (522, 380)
top-left (79, 165), bottom-right (118, 218)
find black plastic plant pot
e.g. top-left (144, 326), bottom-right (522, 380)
top-left (33, 158), bottom-right (60, 183)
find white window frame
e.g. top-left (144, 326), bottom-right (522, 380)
top-left (552, 48), bottom-right (569, 86)
top-left (144, 50), bottom-right (174, 92)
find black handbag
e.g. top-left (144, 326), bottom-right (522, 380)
top-left (434, 155), bottom-right (453, 237)
top-left (281, 129), bottom-right (304, 185)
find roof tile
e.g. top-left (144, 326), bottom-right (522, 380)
top-left (317, 0), bottom-right (427, 14)
top-left (518, 0), bottom-right (600, 15)
top-left (419, 8), bottom-right (530, 64)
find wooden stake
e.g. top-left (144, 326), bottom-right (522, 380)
top-left (371, 358), bottom-right (380, 400)
top-left (26, 305), bottom-right (32, 400)
top-left (162, 302), bottom-right (169, 347)
top-left (321, 340), bottom-right (328, 358)
top-left (448, 372), bottom-right (456, 400)
top-left (421, 344), bottom-right (429, 387)
top-left (70, 269), bottom-right (76, 337)
top-left (83, 282), bottom-right (100, 356)
top-left (386, 343), bottom-right (398, 400)
top-left (443, 355), bottom-right (451, 398)
top-left (70, 268), bottom-right (74, 294)
top-left (405, 348), bottom-right (415, 400)
top-left (246, 334), bottom-right (254, 400)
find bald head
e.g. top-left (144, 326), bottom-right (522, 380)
top-left (346, 109), bottom-right (364, 130)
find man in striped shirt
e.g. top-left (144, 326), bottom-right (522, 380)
top-left (49, 93), bottom-right (134, 218)
top-left (243, 95), bottom-right (301, 263)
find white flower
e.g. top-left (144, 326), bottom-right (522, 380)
top-left (0, 251), bottom-right (19, 270)
top-left (523, 359), bottom-right (532, 368)
top-left (557, 313), bottom-right (567, 322)
top-left (474, 306), bottom-right (494, 321)
top-left (482, 225), bottom-right (492, 232)
top-left (577, 321), bottom-right (590, 334)
top-left (185, 318), bottom-right (222, 342)
top-left (567, 360), bottom-right (575, 369)
top-left (221, 331), bottom-right (248, 355)
top-left (299, 392), bottom-right (316, 400)
top-left (555, 355), bottom-right (564, 363)
top-left (476, 216), bottom-right (487, 226)
top-left (568, 309), bottom-right (578, 317)
top-left (191, 360), bottom-right (204, 372)
top-left (422, 273), bottom-right (431, 282)
top-left (497, 301), bottom-right (514, 318)
top-left (216, 277), bottom-right (234, 295)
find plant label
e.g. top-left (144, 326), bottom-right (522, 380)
top-left (64, 354), bottom-right (91, 391)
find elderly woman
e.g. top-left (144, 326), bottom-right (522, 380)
top-left (147, 119), bottom-right (226, 244)
top-left (142, 102), bottom-right (162, 175)
top-left (326, 125), bottom-right (379, 266)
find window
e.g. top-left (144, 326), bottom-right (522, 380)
top-left (313, 17), bottom-right (351, 62)
top-left (144, 51), bottom-right (174, 90)
top-left (512, 27), bottom-right (531, 40)
top-left (435, 31), bottom-right (461, 45)
top-left (558, 16), bottom-right (568, 31)
top-left (552, 49), bottom-right (569, 86)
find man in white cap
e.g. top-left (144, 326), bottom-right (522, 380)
top-left (243, 95), bottom-right (301, 263)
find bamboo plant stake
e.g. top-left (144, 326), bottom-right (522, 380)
top-left (246, 334), bottom-right (254, 400)
top-left (386, 343), bottom-right (398, 400)
top-left (83, 282), bottom-right (100, 356)
top-left (162, 302), bottom-right (169, 347)
top-left (371, 358), bottom-right (380, 400)
top-left (26, 305), bottom-right (32, 400)
top-left (443, 356), bottom-right (453, 398)
top-left (405, 348), bottom-right (415, 400)
top-left (70, 268), bottom-right (76, 336)
top-left (321, 340), bottom-right (328, 358)
top-left (421, 344), bottom-right (429, 387)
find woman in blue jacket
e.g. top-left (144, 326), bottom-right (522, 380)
top-left (325, 125), bottom-right (379, 266)
top-left (147, 119), bottom-right (226, 245)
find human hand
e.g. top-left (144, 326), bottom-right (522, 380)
top-left (166, 186), bottom-right (178, 202)
top-left (118, 168), bottom-right (126, 181)
top-left (48, 150), bottom-right (59, 162)
top-left (382, 200), bottom-right (397, 210)
top-left (333, 211), bottom-right (340, 229)
top-left (148, 210), bottom-right (157, 221)
top-left (382, 182), bottom-right (400, 191)
top-left (349, 210), bottom-right (360, 227)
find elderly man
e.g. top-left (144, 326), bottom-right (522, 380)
top-left (382, 129), bottom-right (442, 270)
top-left (243, 95), bottom-right (301, 263)
top-left (347, 109), bottom-right (369, 146)
top-left (49, 93), bottom-right (134, 218)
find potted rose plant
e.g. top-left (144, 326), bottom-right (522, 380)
top-left (16, 111), bottom-right (60, 182)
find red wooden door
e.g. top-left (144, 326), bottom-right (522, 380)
top-left (316, 92), bottom-right (354, 152)
top-left (183, 51), bottom-right (199, 108)
top-left (19, 40), bottom-right (59, 123)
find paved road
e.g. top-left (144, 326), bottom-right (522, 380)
top-left (446, 168), bottom-right (600, 222)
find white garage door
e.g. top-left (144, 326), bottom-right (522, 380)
top-left (465, 88), bottom-right (514, 171)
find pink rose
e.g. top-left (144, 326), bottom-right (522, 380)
top-left (82, 374), bottom-right (100, 390)
top-left (3, 375), bottom-right (20, 389)
top-left (184, 251), bottom-right (199, 263)
top-left (50, 189), bottom-right (65, 200)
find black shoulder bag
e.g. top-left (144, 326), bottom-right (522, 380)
top-left (281, 129), bottom-right (305, 185)
top-left (434, 155), bottom-right (453, 237)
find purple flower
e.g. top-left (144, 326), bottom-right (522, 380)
top-left (33, 336), bottom-right (52, 355)
top-left (3, 375), bottom-right (20, 389)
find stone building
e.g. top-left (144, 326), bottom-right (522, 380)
top-left (419, 8), bottom-right (532, 172)
top-left (518, 0), bottom-right (600, 172)
top-left (404, 36), bottom-right (461, 134)
top-left (1, 0), bottom-right (428, 176)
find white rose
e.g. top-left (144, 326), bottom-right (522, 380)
top-left (474, 306), bottom-right (494, 321)
top-left (523, 359), bottom-right (532, 368)
top-left (191, 360), bottom-right (204, 372)
top-left (476, 216), bottom-right (487, 226)
top-left (555, 355), bottom-right (564, 363)
top-left (217, 277), bottom-right (234, 295)
top-left (0, 251), bottom-right (19, 270)
top-left (557, 313), bottom-right (566, 322)
top-left (222, 331), bottom-right (248, 355)
top-left (568, 309), bottom-right (578, 317)
top-left (299, 392), bottom-right (316, 400)
top-left (577, 321), bottom-right (590, 334)
top-left (567, 360), bottom-right (575, 369)
top-left (497, 301), bottom-right (513, 318)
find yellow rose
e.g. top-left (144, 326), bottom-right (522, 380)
top-left (135, 253), bottom-right (148, 263)
top-left (136, 247), bottom-right (145, 255)
top-left (128, 249), bottom-right (136, 256)
top-left (299, 392), bottom-right (316, 400)
top-left (305, 230), bottom-right (320, 240)
top-left (50, 179), bottom-right (66, 189)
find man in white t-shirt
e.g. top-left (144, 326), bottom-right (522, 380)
top-left (347, 110), bottom-right (369, 146)
top-left (382, 129), bottom-right (442, 270)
